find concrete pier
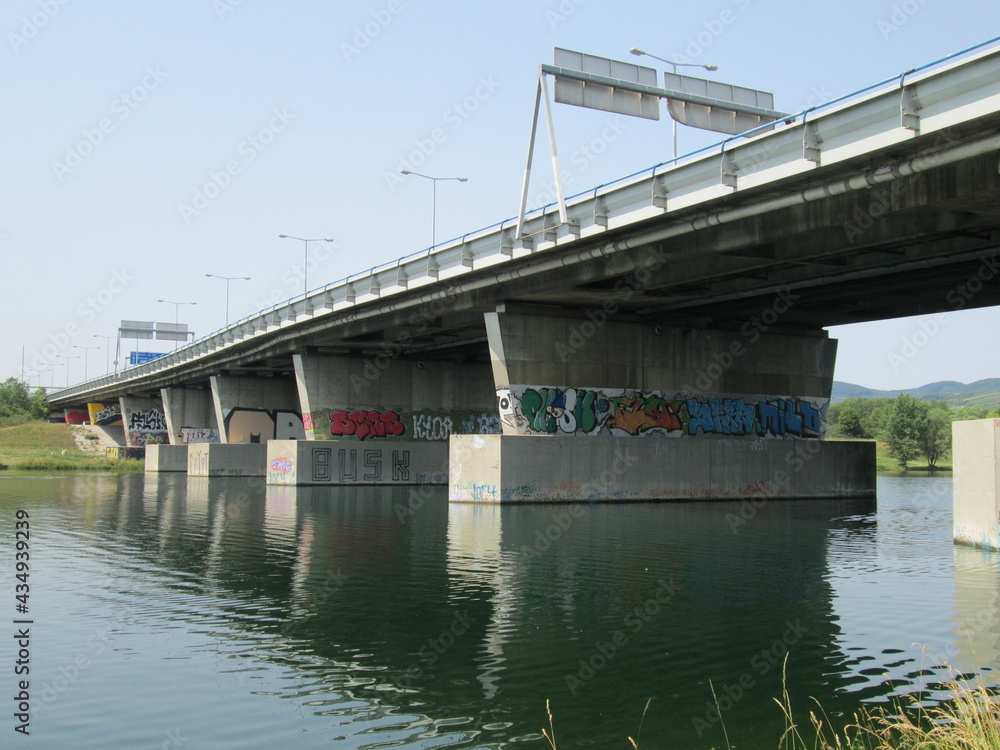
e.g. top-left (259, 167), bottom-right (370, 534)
top-left (145, 444), bottom-right (189, 472)
top-left (953, 419), bottom-right (1000, 551)
top-left (449, 435), bottom-right (875, 503)
top-left (266, 439), bottom-right (448, 485)
top-left (188, 443), bottom-right (267, 477)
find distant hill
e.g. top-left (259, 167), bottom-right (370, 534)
top-left (832, 378), bottom-right (1000, 409)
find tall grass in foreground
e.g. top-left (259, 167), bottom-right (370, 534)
top-left (777, 675), bottom-right (1000, 750)
top-left (541, 671), bottom-right (1000, 749)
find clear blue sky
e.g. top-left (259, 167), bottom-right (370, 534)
top-left (2, 0), bottom-right (997, 392)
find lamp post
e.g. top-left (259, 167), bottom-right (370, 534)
top-left (204, 275), bottom-right (250, 327)
top-left (278, 235), bottom-right (335, 296)
top-left (73, 345), bottom-right (99, 381)
top-left (44, 366), bottom-right (60, 387)
top-left (56, 355), bottom-right (78, 387)
top-left (399, 171), bottom-right (468, 249)
top-left (628, 48), bottom-right (719, 158)
top-left (157, 298), bottom-right (197, 349)
top-left (93, 335), bottom-right (114, 374)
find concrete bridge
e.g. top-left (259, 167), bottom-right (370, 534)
top-left (51, 41), bottom-right (1000, 501)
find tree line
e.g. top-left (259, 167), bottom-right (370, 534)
top-left (0, 378), bottom-right (51, 426)
top-left (828, 394), bottom-right (997, 468)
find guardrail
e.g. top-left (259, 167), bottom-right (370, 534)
top-left (50, 37), bottom-right (1000, 403)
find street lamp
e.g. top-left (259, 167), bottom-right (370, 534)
top-left (204, 275), bottom-right (250, 327)
top-left (157, 298), bottom-right (197, 349)
top-left (278, 235), bottom-right (335, 296)
top-left (93, 334), bottom-right (114, 374)
top-left (399, 171), bottom-right (468, 249)
top-left (629, 48), bottom-right (719, 158)
top-left (45, 365), bottom-right (61, 387)
top-left (73, 345), bottom-right (99, 381)
top-left (55, 355), bottom-right (78, 387)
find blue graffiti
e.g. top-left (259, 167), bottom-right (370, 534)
top-left (758, 400), bottom-right (821, 437)
top-left (686, 398), bottom-right (756, 435)
top-left (686, 397), bottom-right (821, 437)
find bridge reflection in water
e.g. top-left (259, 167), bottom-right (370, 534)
top-left (16, 473), bottom-right (979, 748)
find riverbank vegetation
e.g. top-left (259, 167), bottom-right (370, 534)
top-left (0, 422), bottom-right (142, 472)
top-left (828, 394), bottom-right (996, 470)
top-left (774, 674), bottom-right (1000, 750)
top-left (0, 377), bottom-right (50, 426)
top-left (541, 674), bottom-right (999, 749)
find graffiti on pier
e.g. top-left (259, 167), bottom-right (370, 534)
top-left (125, 406), bottom-right (169, 447)
top-left (757, 399), bottom-right (821, 437)
top-left (225, 408), bottom-right (304, 443)
top-left (607, 394), bottom-right (683, 435)
top-left (128, 408), bottom-right (167, 432)
top-left (502, 385), bottom-right (828, 439)
top-left (319, 408), bottom-right (501, 441)
top-left (309, 446), bottom-right (411, 483)
top-left (459, 412), bottom-right (501, 435)
top-left (64, 408), bottom-right (89, 425)
top-left (88, 402), bottom-right (122, 426)
top-left (685, 397), bottom-right (756, 436)
top-left (330, 409), bottom-right (406, 440)
top-left (179, 427), bottom-right (220, 444)
top-left (412, 414), bottom-right (452, 441)
top-left (517, 388), bottom-right (611, 434)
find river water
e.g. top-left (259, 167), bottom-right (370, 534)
top-left (1, 473), bottom-right (997, 749)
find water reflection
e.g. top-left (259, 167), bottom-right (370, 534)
top-left (1, 474), bottom-right (996, 749)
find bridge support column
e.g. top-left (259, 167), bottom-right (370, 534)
top-left (275, 353), bottom-right (497, 485)
top-left (210, 374), bottom-right (304, 444)
top-left (448, 308), bottom-right (875, 502)
top-left (162, 387), bottom-right (220, 444)
top-left (119, 395), bottom-right (169, 448)
top-left (953, 419), bottom-right (1000, 551)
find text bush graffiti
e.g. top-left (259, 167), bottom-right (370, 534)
top-left (501, 386), bottom-right (827, 439)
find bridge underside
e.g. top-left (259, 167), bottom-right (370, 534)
top-left (83, 134), bottom-right (1000, 400)
top-left (54, 99), bottom-right (999, 501)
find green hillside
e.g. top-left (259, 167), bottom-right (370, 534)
top-left (832, 378), bottom-right (1000, 410)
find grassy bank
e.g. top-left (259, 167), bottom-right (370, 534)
top-left (0, 422), bottom-right (142, 472)
top-left (873, 440), bottom-right (952, 473)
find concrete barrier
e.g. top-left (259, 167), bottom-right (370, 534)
top-left (145, 444), bottom-right (188, 472)
top-left (448, 435), bottom-right (876, 503)
top-left (188, 443), bottom-right (267, 477)
top-left (266, 439), bottom-right (448, 485)
top-left (953, 419), bottom-right (1000, 551)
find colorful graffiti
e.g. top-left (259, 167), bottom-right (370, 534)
top-left (607, 394), bottom-right (682, 435)
top-left (502, 385), bottom-right (828, 439)
top-left (179, 427), bottom-right (220, 444)
top-left (125, 407), bottom-right (169, 447)
top-left (517, 388), bottom-right (611, 434)
top-left (88, 402), bottom-right (122, 426)
top-left (269, 457), bottom-right (293, 473)
top-left (321, 409), bottom-right (501, 441)
top-left (330, 409), bottom-right (406, 440)
top-left (225, 408), bottom-right (304, 443)
top-left (63, 408), bottom-right (90, 425)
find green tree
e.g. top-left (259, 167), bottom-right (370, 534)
top-left (0, 378), bottom-right (49, 424)
top-left (880, 393), bottom-right (928, 467)
top-left (920, 406), bottom-right (952, 468)
top-left (837, 403), bottom-right (865, 438)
